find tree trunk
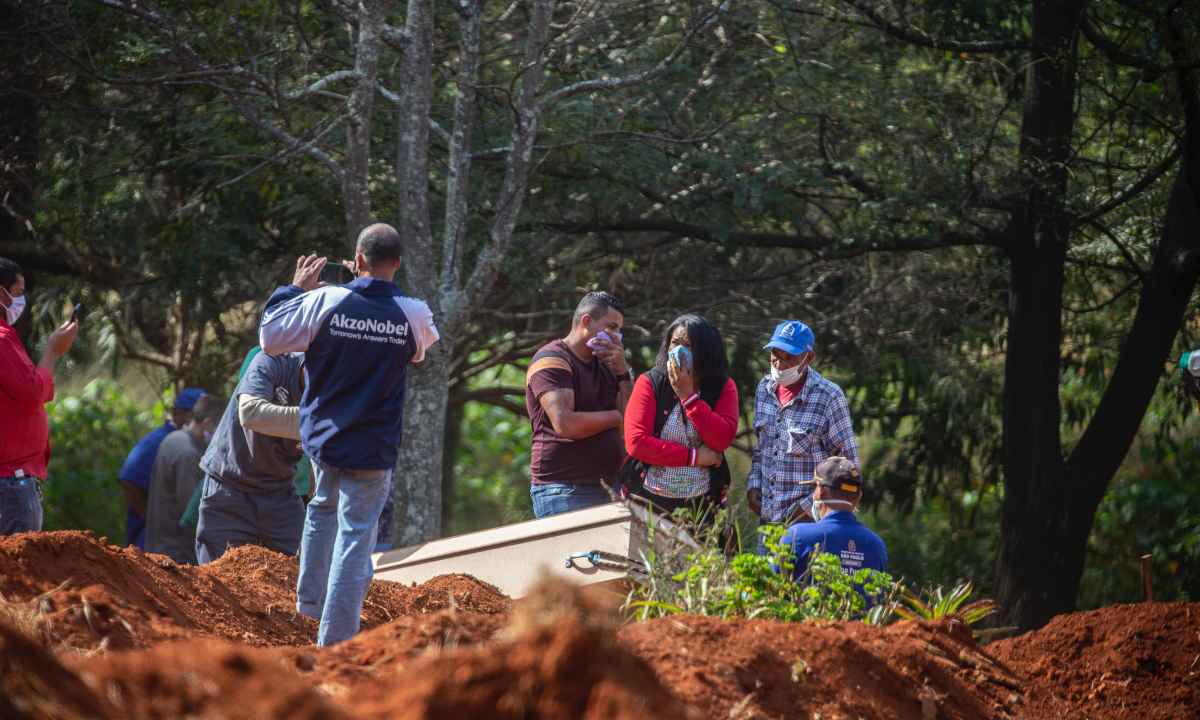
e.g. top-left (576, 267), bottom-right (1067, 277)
top-left (340, 1), bottom-right (393, 242)
top-left (441, 398), bottom-right (465, 532)
top-left (393, 335), bottom-right (451, 546)
top-left (994, 0), bottom-right (1085, 630)
top-left (392, 0), bottom-right (441, 544)
top-left (996, 0), bottom-right (1200, 629)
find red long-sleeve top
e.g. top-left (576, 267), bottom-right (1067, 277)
top-left (624, 374), bottom-right (739, 466)
top-left (0, 319), bottom-right (55, 479)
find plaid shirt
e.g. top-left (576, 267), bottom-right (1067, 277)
top-left (746, 369), bottom-right (859, 523)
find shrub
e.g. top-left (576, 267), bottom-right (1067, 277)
top-left (42, 380), bottom-right (160, 544)
top-left (628, 510), bottom-right (900, 624)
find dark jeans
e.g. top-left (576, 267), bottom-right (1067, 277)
top-left (529, 482), bottom-right (611, 518)
top-left (0, 476), bottom-right (43, 535)
top-left (195, 475), bottom-right (305, 564)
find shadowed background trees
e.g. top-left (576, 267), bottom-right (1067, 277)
top-left (2, 0), bottom-right (1199, 629)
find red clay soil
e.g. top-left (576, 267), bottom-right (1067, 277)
top-left (68, 638), bottom-right (350, 720)
top-left (0, 619), bottom-right (119, 720)
top-left (620, 614), bottom-right (1026, 720)
top-left (346, 580), bottom-right (695, 720)
top-left (989, 601), bottom-right (1200, 720)
top-left (2, 532), bottom-right (1196, 720)
top-left (0, 531), bottom-right (509, 650)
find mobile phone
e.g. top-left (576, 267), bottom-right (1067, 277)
top-left (319, 261), bottom-right (354, 285)
top-left (669, 345), bottom-right (693, 371)
top-left (69, 302), bottom-right (86, 323)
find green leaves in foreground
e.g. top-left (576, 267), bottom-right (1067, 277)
top-left (628, 518), bottom-right (899, 624)
top-left (628, 512), bottom-right (995, 629)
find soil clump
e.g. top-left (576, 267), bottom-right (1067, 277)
top-left (989, 601), bottom-right (1200, 720)
top-left (0, 531), bottom-right (509, 650)
top-left (620, 614), bottom-right (1026, 720)
top-left (1, 531), bottom-right (1195, 719)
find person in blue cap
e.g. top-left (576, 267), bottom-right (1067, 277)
top-left (117, 387), bottom-right (206, 548)
top-left (746, 320), bottom-right (859, 546)
top-left (779, 456), bottom-right (887, 579)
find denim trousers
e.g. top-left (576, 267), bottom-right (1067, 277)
top-left (195, 475), bottom-right (305, 565)
top-left (296, 460), bottom-right (392, 646)
top-left (529, 482), bottom-right (611, 519)
top-left (0, 476), bottom-right (43, 535)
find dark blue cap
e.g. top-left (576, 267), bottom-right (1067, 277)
top-left (764, 320), bottom-right (814, 356)
top-left (173, 388), bottom-right (206, 411)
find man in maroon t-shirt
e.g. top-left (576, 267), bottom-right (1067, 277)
top-left (525, 291), bottom-right (634, 517)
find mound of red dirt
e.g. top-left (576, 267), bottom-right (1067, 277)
top-left (620, 614), bottom-right (1025, 720)
top-left (0, 619), bottom-right (118, 720)
top-left (989, 602), bottom-right (1200, 720)
top-left (3, 532), bottom-right (1195, 720)
top-left (0, 531), bottom-right (509, 651)
top-left (294, 609), bottom-right (507, 690)
top-left (68, 638), bottom-right (349, 720)
top-left (347, 580), bottom-right (694, 720)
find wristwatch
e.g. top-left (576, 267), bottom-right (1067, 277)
top-left (620, 367), bottom-right (635, 384)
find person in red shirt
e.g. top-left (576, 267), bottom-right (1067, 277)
top-left (0, 257), bottom-right (78, 535)
top-left (623, 314), bottom-right (738, 523)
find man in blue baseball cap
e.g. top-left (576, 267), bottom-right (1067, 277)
top-left (117, 387), bottom-right (206, 548)
top-left (746, 320), bottom-right (860, 548)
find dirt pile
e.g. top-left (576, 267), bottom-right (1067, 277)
top-left (2, 532), bottom-right (1195, 719)
top-left (68, 638), bottom-right (350, 720)
top-left (989, 602), bottom-right (1200, 720)
top-left (0, 619), bottom-right (118, 720)
top-left (620, 614), bottom-right (1025, 720)
top-left (347, 579), bottom-right (694, 719)
top-left (0, 531), bottom-right (509, 650)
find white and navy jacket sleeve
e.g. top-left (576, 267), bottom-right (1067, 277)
top-left (395, 297), bottom-right (440, 363)
top-left (259, 284), bottom-right (352, 355)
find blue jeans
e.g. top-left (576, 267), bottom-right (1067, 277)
top-left (296, 461), bottom-right (392, 646)
top-left (195, 475), bottom-right (305, 565)
top-left (0, 476), bottom-right (43, 535)
top-left (530, 482), bottom-right (611, 518)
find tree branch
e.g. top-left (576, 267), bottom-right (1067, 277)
top-left (839, 0), bottom-right (1030, 53)
top-left (542, 1), bottom-right (729, 106)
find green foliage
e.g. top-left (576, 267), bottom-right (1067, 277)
top-left (629, 514), bottom-right (899, 624)
top-left (42, 380), bottom-right (160, 544)
top-left (896, 581), bottom-right (996, 627)
top-left (1080, 428), bottom-right (1200, 607)
top-left (450, 400), bottom-right (534, 535)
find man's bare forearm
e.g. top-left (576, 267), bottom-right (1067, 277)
top-left (558, 409), bottom-right (622, 440)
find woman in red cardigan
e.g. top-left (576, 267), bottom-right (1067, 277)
top-left (623, 314), bottom-right (739, 521)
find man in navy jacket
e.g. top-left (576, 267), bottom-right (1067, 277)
top-left (260, 223), bottom-right (439, 646)
top-left (781, 456), bottom-right (888, 579)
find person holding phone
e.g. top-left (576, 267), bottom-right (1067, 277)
top-left (0, 257), bottom-right (78, 535)
top-left (621, 314), bottom-right (738, 524)
top-left (259, 224), bottom-right (439, 646)
top-left (524, 291), bottom-right (633, 517)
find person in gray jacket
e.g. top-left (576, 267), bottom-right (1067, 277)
top-left (195, 351), bottom-right (307, 564)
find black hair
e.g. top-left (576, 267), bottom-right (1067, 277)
top-left (356, 223), bottom-right (402, 265)
top-left (654, 313), bottom-right (730, 391)
top-left (572, 291), bottom-right (624, 326)
top-left (0, 257), bottom-right (23, 291)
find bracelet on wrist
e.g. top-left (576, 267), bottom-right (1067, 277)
top-left (682, 392), bottom-right (700, 408)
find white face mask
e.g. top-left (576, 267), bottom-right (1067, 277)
top-left (811, 498), bottom-right (854, 522)
top-left (2, 289), bottom-right (25, 326)
top-left (770, 359), bottom-right (808, 386)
